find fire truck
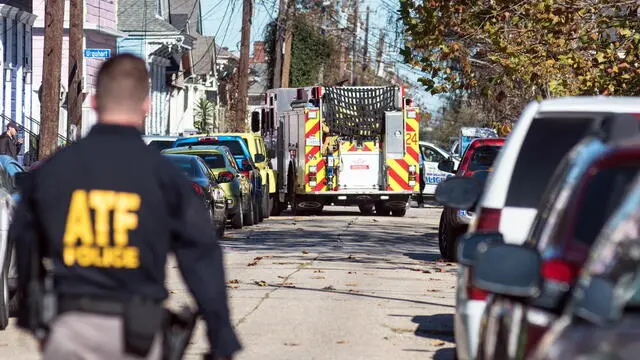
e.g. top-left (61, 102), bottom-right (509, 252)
top-left (251, 85), bottom-right (420, 216)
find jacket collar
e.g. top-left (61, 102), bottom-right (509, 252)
top-left (88, 123), bottom-right (142, 137)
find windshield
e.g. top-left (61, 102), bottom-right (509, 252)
top-left (506, 116), bottom-right (593, 208)
top-left (166, 157), bottom-right (198, 178)
top-left (176, 139), bottom-right (246, 156)
top-left (526, 138), bottom-right (608, 249)
top-left (148, 140), bottom-right (175, 151)
top-left (468, 145), bottom-right (501, 172)
top-left (196, 154), bottom-right (226, 169)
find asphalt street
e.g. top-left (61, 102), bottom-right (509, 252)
top-left (0, 202), bottom-right (456, 360)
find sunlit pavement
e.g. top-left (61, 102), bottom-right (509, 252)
top-left (0, 202), bottom-right (456, 360)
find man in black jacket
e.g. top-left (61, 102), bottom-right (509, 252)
top-left (0, 121), bottom-right (22, 159)
top-left (10, 54), bottom-right (241, 360)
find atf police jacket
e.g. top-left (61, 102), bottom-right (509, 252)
top-left (9, 124), bottom-right (241, 357)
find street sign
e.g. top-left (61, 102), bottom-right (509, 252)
top-left (83, 49), bottom-right (111, 59)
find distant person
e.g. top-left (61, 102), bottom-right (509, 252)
top-left (0, 121), bottom-right (23, 159)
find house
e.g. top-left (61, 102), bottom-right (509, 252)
top-left (0, 1), bottom-right (36, 162)
top-left (248, 41), bottom-right (268, 114)
top-left (167, 0), bottom-right (218, 135)
top-left (117, 0), bottom-right (194, 136)
top-left (31, 0), bottom-right (127, 145)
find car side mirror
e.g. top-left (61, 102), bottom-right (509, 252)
top-left (438, 158), bottom-right (456, 173)
top-left (458, 231), bottom-right (504, 267)
top-left (254, 154), bottom-right (266, 163)
top-left (572, 276), bottom-right (616, 325)
top-left (473, 244), bottom-right (542, 298)
top-left (435, 176), bottom-right (483, 210)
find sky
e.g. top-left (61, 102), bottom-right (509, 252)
top-left (200, 0), bottom-right (443, 114)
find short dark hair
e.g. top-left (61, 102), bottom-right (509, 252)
top-left (95, 54), bottom-right (150, 112)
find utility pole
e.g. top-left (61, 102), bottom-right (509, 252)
top-left (39, 0), bottom-right (65, 159)
top-left (236, 0), bottom-right (252, 131)
top-left (375, 30), bottom-right (385, 77)
top-left (67, 0), bottom-right (84, 142)
top-left (350, 0), bottom-right (359, 86)
top-left (281, 0), bottom-right (295, 87)
top-left (272, 0), bottom-right (287, 88)
top-left (362, 6), bottom-right (369, 73)
top-left (338, 0), bottom-right (349, 80)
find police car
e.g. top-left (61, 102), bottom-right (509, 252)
top-left (419, 141), bottom-right (459, 196)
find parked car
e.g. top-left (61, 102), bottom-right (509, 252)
top-left (162, 146), bottom-right (252, 229)
top-left (440, 97), bottom-right (640, 360)
top-left (142, 135), bottom-right (178, 151)
top-left (530, 174), bottom-right (640, 359)
top-left (173, 135), bottom-right (263, 225)
top-left (163, 154), bottom-right (227, 237)
top-left (436, 137), bottom-right (504, 260)
top-left (418, 140), bottom-right (458, 196)
top-left (215, 133), bottom-right (278, 217)
top-left (473, 137), bottom-right (640, 360)
top-left (0, 155), bottom-right (25, 330)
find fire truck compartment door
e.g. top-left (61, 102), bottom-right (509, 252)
top-left (385, 111), bottom-right (404, 159)
top-left (338, 152), bottom-right (380, 190)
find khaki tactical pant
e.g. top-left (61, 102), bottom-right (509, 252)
top-left (43, 311), bottom-right (162, 360)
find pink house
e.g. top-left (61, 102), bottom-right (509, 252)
top-left (30, 0), bottom-right (126, 142)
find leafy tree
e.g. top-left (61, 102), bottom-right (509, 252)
top-left (399, 1), bottom-right (640, 97)
top-left (194, 97), bottom-right (214, 134)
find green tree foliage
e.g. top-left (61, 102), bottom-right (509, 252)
top-left (265, 15), bottom-right (338, 88)
top-left (399, 1), bottom-right (640, 97)
top-left (194, 97), bottom-right (214, 133)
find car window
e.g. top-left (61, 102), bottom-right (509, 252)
top-left (550, 165), bottom-right (639, 250)
top-left (196, 154), bottom-right (226, 169)
top-left (176, 139), bottom-right (246, 155)
top-left (421, 146), bottom-right (445, 163)
top-left (196, 159), bottom-right (210, 178)
top-left (148, 140), bottom-right (175, 151)
top-left (506, 117), bottom-right (593, 208)
top-left (167, 158), bottom-right (197, 178)
top-left (468, 145), bottom-right (501, 172)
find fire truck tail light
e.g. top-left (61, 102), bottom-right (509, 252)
top-left (308, 165), bottom-right (317, 186)
top-left (408, 165), bottom-right (417, 186)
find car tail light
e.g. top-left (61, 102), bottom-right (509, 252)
top-left (541, 259), bottom-right (577, 283)
top-left (218, 171), bottom-right (235, 183)
top-left (192, 182), bottom-right (204, 195)
top-left (308, 165), bottom-right (317, 186)
top-left (408, 165), bottom-right (417, 186)
top-left (475, 207), bottom-right (502, 231)
top-left (467, 286), bottom-right (490, 300)
top-left (198, 136), bottom-right (218, 142)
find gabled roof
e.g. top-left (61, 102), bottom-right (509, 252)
top-left (118, 0), bottom-right (181, 34)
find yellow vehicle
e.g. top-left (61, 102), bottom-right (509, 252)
top-left (214, 132), bottom-right (278, 217)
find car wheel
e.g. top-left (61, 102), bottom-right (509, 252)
top-left (231, 200), bottom-right (244, 229)
top-left (244, 196), bottom-right (255, 226)
top-left (391, 207), bottom-right (407, 217)
top-left (358, 204), bottom-right (374, 215)
top-left (262, 182), bottom-right (270, 219)
top-left (0, 269), bottom-right (9, 330)
top-left (375, 202), bottom-right (391, 216)
top-left (253, 197), bottom-right (261, 223)
top-left (438, 212), bottom-right (457, 261)
top-left (270, 194), bottom-right (280, 216)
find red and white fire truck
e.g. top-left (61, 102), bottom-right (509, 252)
top-left (251, 85), bottom-right (420, 216)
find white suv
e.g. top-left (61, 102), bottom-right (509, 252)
top-left (454, 96), bottom-right (640, 360)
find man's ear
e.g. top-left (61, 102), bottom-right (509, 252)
top-left (142, 96), bottom-right (151, 115)
top-left (90, 94), bottom-right (98, 111)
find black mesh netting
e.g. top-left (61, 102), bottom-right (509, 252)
top-left (322, 86), bottom-right (398, 138)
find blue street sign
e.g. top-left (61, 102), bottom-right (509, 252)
top-left (84, 49), bottom-right (111, 59)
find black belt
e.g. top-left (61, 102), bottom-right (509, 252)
top-left (58, 296), bottom-right (127, 316)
